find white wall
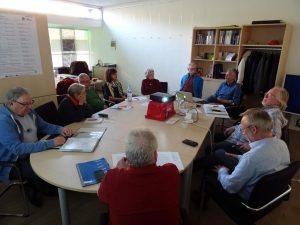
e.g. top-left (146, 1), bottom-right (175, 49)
top-left (92, 0), bottom-right (300, 95)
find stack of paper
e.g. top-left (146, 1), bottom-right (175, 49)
top-left (203, 104), bottom-right (229, 118)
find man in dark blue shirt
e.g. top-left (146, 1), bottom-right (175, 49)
top-left (205, 69), bottom-right (241, 106)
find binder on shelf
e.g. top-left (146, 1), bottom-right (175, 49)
top-left (59, 127), bottom-right (107, 152)
top-left (76, 158), bottom-right (110, 187)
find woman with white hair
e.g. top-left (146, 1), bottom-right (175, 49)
top-left (141, 68), bottom-right (161, 95)
top-left (58, 83), bottom-right (93, 126)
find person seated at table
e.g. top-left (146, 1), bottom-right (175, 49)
top-left (141, 68), bottom-right (162, 95)
top-left (204, 68), bottom-right (241, 106)
top-left (179, 62), bottom-right (203, 98)
top-left (102, 68), bottom-right (126, 105)
top-left (57, 83), bottom-right (93, 126)
top-left (0, 87), bottom-right (72, 207)
top-left (78, 73), bottom-right (104, 113)
top-left (98, 128), bottom-right (180, 225)
top-left (207, 86), bottom-right (289, 155)
top-left (207, 108), bottom-right (290, 203)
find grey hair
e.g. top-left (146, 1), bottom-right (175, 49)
top-left (145, 68), bottom-right (154, 78)
top-left (5, 87), bottom-right (30, 104)
top-left (227, 68), bottom-right (238, 77)
top-left (78, 73), bottom-right (89, 81)
top-left (125, 128), bottom-right (158, 167)
top-left (68, 83), bottom-right (85, 97)
top-left (273, 86), bottom-right (289, 110)
top-left (241, 108), bottom-right (272, 132)
top-left (188, 62), bottom-right (197, 68)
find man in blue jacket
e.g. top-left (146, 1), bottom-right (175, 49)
top-left (180, 62), bottom-right (203, 98)
top-left (0, 87), bottom-right (72, 206)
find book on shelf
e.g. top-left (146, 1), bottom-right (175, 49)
top-left (76, 158), bottom-right (110, 187)
top-left (59, 127), bottom-right (107, 153)
top-left (112, 152), bottom-right (184, 171)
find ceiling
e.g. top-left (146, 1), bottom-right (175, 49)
top-left (62, 0), bottom-right (159, 8)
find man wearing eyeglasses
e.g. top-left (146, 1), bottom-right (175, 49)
top-left (212, 108), bottom-right (290, 201)
top-left (0, 87), bottom-right (72, 207)
top-left (179, 62), bottom-right (203, 98)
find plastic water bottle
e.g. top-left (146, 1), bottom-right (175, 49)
top-left (127, 85), bottom-right (132, 102)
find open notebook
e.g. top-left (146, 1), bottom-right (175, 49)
top-left (59, 127), bottom-right (107, 153)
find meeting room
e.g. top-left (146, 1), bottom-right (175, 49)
top-left (0, 1), bottom-right (300, 225)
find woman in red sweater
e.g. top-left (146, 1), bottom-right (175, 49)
top-left (141, 68), bottom-right (161, 95)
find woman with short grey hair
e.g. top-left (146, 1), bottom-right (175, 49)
top-left (125, 129), bottom-right (158, 167)
top-left (58, 83), bottom-right (93, 126)
top-left (141, 68), bottom-right (161, 95)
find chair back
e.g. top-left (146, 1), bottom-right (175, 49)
top-left (246, 161), bottom-right (300, 208)
top-left (160, 82), bottom-right (168, 93)
top-left (56, 77), bottom-right (78, 103)
top-left (57, 66), bottom-right (70, 74)
top-left (34, 101), bottom-right (59, 125)
top-left (70, 61), bottom-right (89, 76)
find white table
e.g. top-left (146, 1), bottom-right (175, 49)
top-left (30, 99), bottom-right (214, 225)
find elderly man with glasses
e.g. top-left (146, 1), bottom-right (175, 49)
top-left (211, 108), bottom-right (290, 201)
top-left (179, 62), bottom-right (204, 98)
top-left (0, 87), bottom-right (72, 206)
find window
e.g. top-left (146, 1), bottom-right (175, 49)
top-left (48, 28), bottom-right (91, 69)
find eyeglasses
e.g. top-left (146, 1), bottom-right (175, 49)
top-left (241, 125), bottom-right (252, 132)
top-left (14, 99), bottom-right (35, 107)
top-left (264, 92), bottom-right (277, 99)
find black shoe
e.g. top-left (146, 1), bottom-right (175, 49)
top-left (25, 186), bottom-right (43, 207)
top-left (29, 193), bottom-right (43, 207)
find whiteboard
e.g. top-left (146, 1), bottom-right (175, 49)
top-left (0, 13), bottom-right (42, 78)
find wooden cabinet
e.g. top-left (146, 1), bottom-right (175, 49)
top-left (191, 23), bottom-right (292, 87)
top-left (191, 26), bottom-right (241, 78)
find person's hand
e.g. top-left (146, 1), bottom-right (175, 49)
top-left (61, 127), bottom-right (73, 137)
top-left (78, 93), bottom-right (86, 105)
top-left (53, 136), bottom-right (66, 147)
top-left (237, 143), bottom-right (251, 152)
top-left (116, 157), bottom-right (129, 169)
top-left (213, 165), bottom-right (228, 173)
top-left (224, 126), bottom-right (235, 136)
top-left (225, 152), bottom-right (239, 159)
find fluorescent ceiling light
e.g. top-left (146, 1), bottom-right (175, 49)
top-left (0, 0), bottom-right (101, 20)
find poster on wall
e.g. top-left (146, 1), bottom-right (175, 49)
top-left (0, 13), bottom-right (42, 78)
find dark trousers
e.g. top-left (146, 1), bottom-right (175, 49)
top-left (205, 174), bottom-right (252, 225)
top-left (206, 132), bottom-right (243, 155)
top-left (9, 155), bottom-right (57, 196)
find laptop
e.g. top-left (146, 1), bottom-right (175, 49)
top-left (177, 91), bottom-right (203, 103)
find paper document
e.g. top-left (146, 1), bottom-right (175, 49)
top-left (203, 104), bottom-right (229, 118)
top-left (112, 152), bottom-right (184, 171)
top-left (84, 118), bottom-right (103, 123)
top-left (111, 104), bottom-right (133, 111)
top-left (59, 127), bottom-right (106, 152)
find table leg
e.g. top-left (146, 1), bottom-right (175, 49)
top-left (58, 187), bottom-right (70, 225)
top-left (180, 162), bottom-right (193, 212)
